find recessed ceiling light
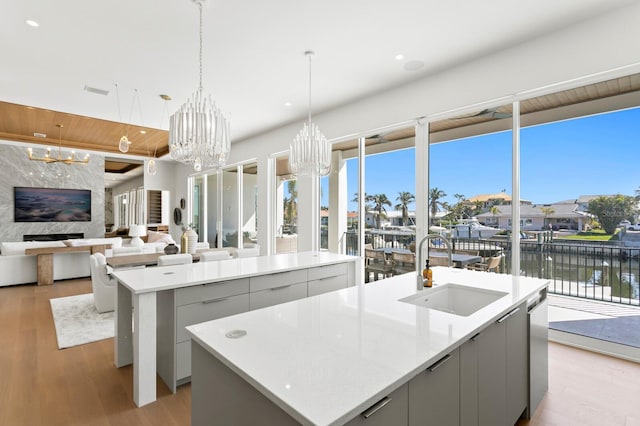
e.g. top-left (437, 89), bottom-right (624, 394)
top-left (140, 130), bottom-right (147, 134)
top-left (284, 102), bottom-right (292, 107)
top-left (25, 19), bottom-right (39, 27)
top-left (83, 85), bottom-right (109, 96)
top-left (395, 54), bottom-right (404, 61)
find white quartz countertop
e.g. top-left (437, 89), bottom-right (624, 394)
top-left (186, 267), bottom-right (549, 426)
top-left (111, 251), bottom-right (358, 294)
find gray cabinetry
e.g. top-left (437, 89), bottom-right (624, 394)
top-left (249, 269), bottom-right (307, 310)
top-left (345, 384), bottom-right (409, 426)
top-left (308, 262), bottom-right (350, 296)
top-left (477, 303), bottom-right (527, 426)
top-left (460, 336), bottom-right (479, 426)
top-left (157, 278), bottom-right (250, 392)
top-left (249, 282), bottom-right (307, 310)
top-left (506, 304), bottom-right (528, 425)
top-left (409, 349), bottom-right (460, 426)
top-left (478, 315), bottom-right (507, 426)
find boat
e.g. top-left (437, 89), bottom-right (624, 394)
top-left (451, 218), bottom-right (502, 239)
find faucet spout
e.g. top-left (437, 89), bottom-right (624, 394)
top-left (416, 234), bottom-right (452, 290)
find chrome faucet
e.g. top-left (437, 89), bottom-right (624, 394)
top-left (416, 233), bottom-right (452, 290)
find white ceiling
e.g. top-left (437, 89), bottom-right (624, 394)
top-left (2, 0), bottom-right (637, 143)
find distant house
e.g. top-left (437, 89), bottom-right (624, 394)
top-left (365, 210), bottom-right (416, 228)
top-left (466, 191), bottom-right (532, 209)
top-left (321, 210), bottom-right (359, 229)
top-left (477, 201), bottom-right (591, 231)
top-left (575, 195), bottom-right (608, 213)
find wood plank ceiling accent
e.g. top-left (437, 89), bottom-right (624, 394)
top-left (331, 73), bottom-right (640, 152)
top-left (104, 160), bottom-right (143, 174)
top-left (0, 101), bottom-right (169, 158)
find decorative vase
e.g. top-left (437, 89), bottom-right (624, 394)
top-left (181, 228), bottom-right (198, 254)
top-left (164, 243), bottom-right (179, 255)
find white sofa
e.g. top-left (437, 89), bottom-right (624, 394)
top-left (0, 238), bottom-right (124, 287)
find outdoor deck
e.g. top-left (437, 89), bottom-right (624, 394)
top-left (549, 294), bottom-right (640, 352)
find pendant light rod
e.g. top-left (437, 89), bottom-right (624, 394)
top-left (198, 0), bottom-right (204, 92)
top-left (306, 50), bottom-right (314, 128)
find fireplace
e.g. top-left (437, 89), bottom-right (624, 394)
top-left (23, 233), bottom-right (84, 242)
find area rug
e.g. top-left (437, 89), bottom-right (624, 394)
top-left (49, 293), bottom-right (114, 349)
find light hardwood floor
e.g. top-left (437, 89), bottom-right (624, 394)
top-left (0, 278), bottom-right (190, 425)
top-left (1, 278), bottom-right (640, 425)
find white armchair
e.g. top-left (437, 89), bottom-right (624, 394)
top-left (89, 253), bottom-right (116, 313)
top-left (158, 253), bottom-right (193, 266)
top-left (233, 247), bottom-right (260, 258)
top-left (200, 250), bottom-right (231, 262)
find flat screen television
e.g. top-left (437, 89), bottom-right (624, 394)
top-left (14, 187), bottom-right (91, 222)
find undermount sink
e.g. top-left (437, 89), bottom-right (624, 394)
top-left (399, 284), bottom-right (508, 316)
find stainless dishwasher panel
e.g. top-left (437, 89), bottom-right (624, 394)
top-left (527, 288), bottom-right (548, 419)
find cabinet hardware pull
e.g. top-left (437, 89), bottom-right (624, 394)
top-left (427, 354), bottom-right (451, 372)
top-left (202, 297), bottom-right (229, 304)
top-left (497, 307), bottom-right (520, 323)
top-left (361, 396), bottom-right (391, 419)
top-left (317, 275), bottom-right (338, 281)
top-left (470, 333), bottom-right (480, 341)
top-left (270, 284), bottom-right (292, 291)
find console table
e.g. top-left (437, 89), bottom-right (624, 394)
top-left (111, 251), bottom-right (361, 407)
top-left (25, 244), bottom-right (110, 285)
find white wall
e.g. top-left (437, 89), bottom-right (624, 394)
top-left (112, 176), bottom-right (143, 196)
top-left (144, 159), bottom-right (179, 238)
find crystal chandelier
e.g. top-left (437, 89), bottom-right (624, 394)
top-left (289, 51), bottom-right (331, 177)
top-left (169, 0), bottom-right (230, 172)
top-left (27, 124), bottom-right (89, 165)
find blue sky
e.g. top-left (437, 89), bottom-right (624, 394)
top-left (320, 107), bottom-right (640, 211)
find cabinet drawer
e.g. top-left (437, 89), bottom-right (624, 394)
top-left (177, 340), bottom-right (191, 380)
top-left (345, 383), bottom-right (409, 425)
top-left (250, 269), bottom-right (307, 292)
top-left (176, 278), bottom-right (249, 306)
top-left (308, 262), bottom-right (348, 281)
top-left (176, 293), bottom-right (249, 343)
top-left (249, 282), bottom-right (307, 310)
top-left (308, 274), bottom-right (347, 297)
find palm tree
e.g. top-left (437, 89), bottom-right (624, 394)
top-left (490, 206), bottom-right (500, 227)
top-left (352, 192), bottom-right (372, 215)
top-left (366, 193), bottom-right (391, 228)
top-left (284, 180), bottom-right (298, 227)
top-left (472, 200), bottom-right (484, 216)
top-left (540, 206), bottom-right (555, 229)
top-left (429, 187), bottom-right (447, 218)
top-left (395, 191), bottom-right (415, 226)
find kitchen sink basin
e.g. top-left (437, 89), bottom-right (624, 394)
top-left (399, 284), bottom-right (508, 316)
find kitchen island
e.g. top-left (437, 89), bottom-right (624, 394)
top-left (111, 251), bottom-right (360, 407)
top-left (187, 267), bottom-right (549, 425)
